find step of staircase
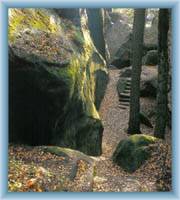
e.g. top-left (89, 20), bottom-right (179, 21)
top-left (118, 105), bottom-right (128, 110)
top-left (125, 85), bottom-right (131, 89)
top-left (124, 89), bottom-right (131, 93)
top-left (119, 93), bottom-right (130, 98)
top-left (119, 98), bottom-right (130, 103)
top-left (120, 77), bottom-right (131, 81)
top-left (119, 102), bottom-right (130, 106)
top-left (126, 82), bottom-right (131, 86)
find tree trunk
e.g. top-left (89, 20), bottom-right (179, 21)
top-left (154, 9), bottom-right (169, 139)
top-left (128, 9), bottom-right (146, 134)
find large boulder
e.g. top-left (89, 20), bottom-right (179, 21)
top-left (9, 8), bottom-right (108, 156)
top-left (143, 50), bottom-right (158, 66)
top-left (141, 77), bottom-right (157, 97)
top-left (113, 134), bottom-right (157, 172)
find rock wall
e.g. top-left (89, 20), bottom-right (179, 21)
top-left (104, 12), bottom-right (132, 63)
top-left (9, 8), bottom-right (108, 156)
top-left (86, 9), bottom-right (106, 61)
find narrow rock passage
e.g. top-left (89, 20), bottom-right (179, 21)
top-left (92, 68), bottom-right (141, 192)
top-left (99, 68), bottom-right (129, 157)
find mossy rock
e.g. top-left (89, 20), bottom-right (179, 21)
top-left (9, 47), bottom-right (104, 156)
top-left (9, 9), bottom-right (108, 156)
top-left (8, 9), bottom-right (61, 43)
top-left (113, 134), bottom-right (157, 172)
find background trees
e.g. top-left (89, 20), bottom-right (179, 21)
top-left (127, 8), bottom-right (170, 138)
top-left (128, 9), bottom-right (146, 134)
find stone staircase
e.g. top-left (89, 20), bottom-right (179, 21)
top-left (117, 77), bottom-right (131, 110)
top-left (117, 74), bottom-right (153, 128)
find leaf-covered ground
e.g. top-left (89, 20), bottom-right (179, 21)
top-left (8, 145), bottom-right (95, 192)
top-left (9, 145), bottom-right (70, 192)
top-left (92, 67), bottom-right (171, 192)
top-left (8, 68), bottom-right (171, 192)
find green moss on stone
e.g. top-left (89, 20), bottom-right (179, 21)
top-left (9, 8), bottom-right (108, 156)
top-left (113, 134), bottom-right (157, 172)
top-left (46, 52), bottom-right (103, 155)
top-left (130, 134), bottom-right (156, 145)
top-left (9, 9), bottom-right (60, 43)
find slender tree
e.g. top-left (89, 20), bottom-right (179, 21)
top-left (128, 9), bottom-right (146, 134)
top-left (154, 9), bottom-right (170, 139)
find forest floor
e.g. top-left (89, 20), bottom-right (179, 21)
top-left (8, 67), bottom-right (171, 192)
top-left (92, 67), bottom-right (171, 192)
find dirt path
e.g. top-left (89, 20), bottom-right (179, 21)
top-left (91, 68), bottom-right (156, 192)
top-left (99, 68), bottom-right (128, 157)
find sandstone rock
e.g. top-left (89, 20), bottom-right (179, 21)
top-left (105, 14), bottom-right (132, 62)
top-left (9, 8), bottom-right (108, 156)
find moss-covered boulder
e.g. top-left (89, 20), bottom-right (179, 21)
top-left (112, 134), bottom-right (157, 172)
top-left (9, 8), bottom-right (108, 156)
